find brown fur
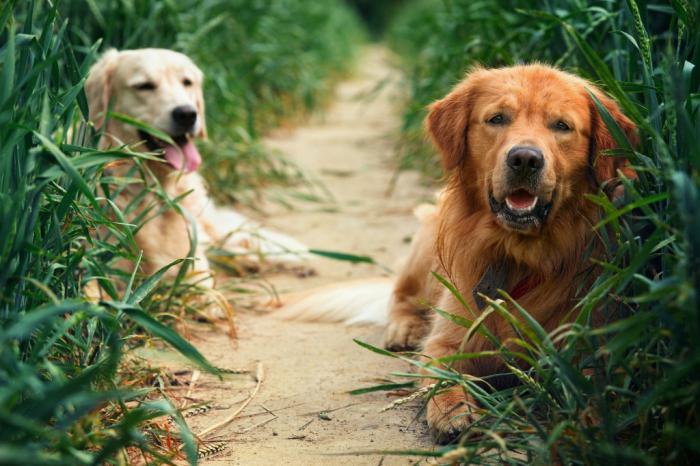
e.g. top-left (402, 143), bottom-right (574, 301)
top-left (384, 64), bottom-right (637, 441)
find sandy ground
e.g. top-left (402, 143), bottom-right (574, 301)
top-left (163, 46), bottom-right (437, 465)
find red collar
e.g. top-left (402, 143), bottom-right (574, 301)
top-left (510, 275), bottom-right (542, 300)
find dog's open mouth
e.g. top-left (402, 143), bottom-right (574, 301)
top-left (138, 130), bottom-right (202, 173)
top-left (489, 189), bottom-right (551, 231)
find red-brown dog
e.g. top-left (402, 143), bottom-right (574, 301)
top-left (385, 64), bottom-right (637, 442)
top-left (274, 64), bottom-right (637, 443)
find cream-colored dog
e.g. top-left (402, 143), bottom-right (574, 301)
top-left (86, 48), bottom-right (308, 288)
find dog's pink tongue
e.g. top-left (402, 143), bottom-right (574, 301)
top-left (164, 140), bottom-right (201, 173)
top-left (507, 190), bottom-right (537, 209)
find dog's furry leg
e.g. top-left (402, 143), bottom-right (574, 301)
top-left (385, 205), bottom-right (439, 350)
top-left (421, 322), bottom-right (478, 444)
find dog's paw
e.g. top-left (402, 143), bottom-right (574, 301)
top-left (384, 316), bottom-right (429, 351)
top-left (426, 390), bottom-right (478, 444)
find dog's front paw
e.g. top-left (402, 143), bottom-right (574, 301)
top-left (384, 315), bottom-right (429, 351)
top-left (426, 388), bottom-right (477, 444)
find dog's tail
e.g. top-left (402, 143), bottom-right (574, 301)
top-left (273, 277), bottom-right (393, 325)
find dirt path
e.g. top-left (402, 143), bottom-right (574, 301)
top-left (171, 46), bottom-right (436, 465)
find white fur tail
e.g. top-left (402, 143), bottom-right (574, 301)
top-left (274, 278), bottom-right (393, 325)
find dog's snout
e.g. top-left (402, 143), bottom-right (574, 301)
top-left (172, 105), bottom-right (197, 129)
top-left (506, 146), bottom-right (544, 176)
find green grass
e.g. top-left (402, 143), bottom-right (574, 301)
top-left (0, 0), bottom-right (366, 463)
top-left (62, 0), bottom-right (365, 203)
top-left (372, 0), bottom-right (700, 464)
top-left (0, 2), bottom-right (226, 464)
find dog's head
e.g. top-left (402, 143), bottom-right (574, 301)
top-left (428, 64), bottom-right (637, 236)
top-left (85, 48), bottom-right (207, 173)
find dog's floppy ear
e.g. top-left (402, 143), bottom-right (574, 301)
top-left (588, 88), bottom-right (638, 186)
top-left (426, 75), bottom-right (475, 171)
top-left (85, 49), bottom-right (120, 133)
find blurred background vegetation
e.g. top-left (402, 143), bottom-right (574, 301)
top-left (2, 0), bottom-right (699, 464)
top-left (62, 0), bottom-right (365, 203)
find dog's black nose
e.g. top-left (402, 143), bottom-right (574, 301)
top-left (172, 105), bottom-right (197, 130)
top-left (506, 146), bottom-right (544, 176)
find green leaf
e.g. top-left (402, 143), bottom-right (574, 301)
top-left (348, 381), bottom-right (415, 395)
top-left (309, 249), bottom-right (377, 265)
top-left (122, 306), bottom-right (219, 375)
top-left (353, 338), bottom-right (398, 358)
top-left (108, 112), bottom-right (176, 146)
top-left (1, 18), bottom-right (15, 106)
top-left (33, 131), bottom-right (101, 210)
top-left (587, 89), bottom-right (635, 153)
top-left (125, 258), bottom-right (184, 305)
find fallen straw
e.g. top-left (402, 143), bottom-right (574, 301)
top-left (182, 370), bottom-right (201, 409)
top-left (177, 362), bottom-right (264, 452)
top-left (208, 288), bottom-right (238, 341)
top-left (380, 384), bottom-right (434, 412)
top-left (197, 362), bottom-right (264, 439)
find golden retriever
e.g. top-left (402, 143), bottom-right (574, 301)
top-left (85, 48), bottom-right (308, 289)
top-left (385, 64), bottom-right (637, 442)
top-left (275, 64), bottom-right (637, 443)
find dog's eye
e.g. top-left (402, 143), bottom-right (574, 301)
top-left (554, 120), bottom-right (572, 132)
top-left (183, 78), bottom-right (193, 87)
top-left (487, 114), bottom-right (506, 125)
top-left (134, 82), bottom-right (157, 91)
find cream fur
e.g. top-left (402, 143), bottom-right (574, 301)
top-left (85, 48), bottom-right (308, 287)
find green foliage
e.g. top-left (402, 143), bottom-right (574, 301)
top-left (0, 2), bottom-right (221, 463)
top-left (62, 0), bottom-right (365, 202)
top-left (379, 0), bottom-right (700, 464)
